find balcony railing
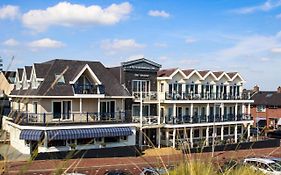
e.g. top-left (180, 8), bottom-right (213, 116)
top-left (8, 111), bottom-right (129, 125)
top-left (132, 115), bottom-right (158, 125)
top-left (133, 91), bottom-right (158, 101)
top-left (165, 92), bottom-right (250, 100)
top-left (165, 114), bottom-right (251, 124)
top-left (73, 84), bottom-right (105, 95)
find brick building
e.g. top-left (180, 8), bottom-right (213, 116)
top-left (251, 85), bottom-right (281, 129)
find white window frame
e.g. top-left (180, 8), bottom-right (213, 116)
top-left (51, 100), bottom-right (73, 121)
top-left (256, 105), bottom-right (266, 112)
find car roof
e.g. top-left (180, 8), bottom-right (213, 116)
top-left (245, 158), bottom-right (276, 164)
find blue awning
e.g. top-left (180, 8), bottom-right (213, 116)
top-left (19, 129), bottom-right (44, 141)
top-left (47, 127), bottom-right (133, 140)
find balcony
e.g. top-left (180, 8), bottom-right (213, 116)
top-left (165, 92), bottom-right (250, 101)
top-left (165, 114), bottom-right (251, 124)
top-left (73, 84), bottom-right (105, 95)
top-left (133, 91), bottom-right (158, 101)
top-left (132, 115), bottom-right (158, 125)
top-left (8, 111), bottom-right (131, 126)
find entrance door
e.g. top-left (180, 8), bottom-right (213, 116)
top-left (100, 101), bottom-right (115, 119)
top-left (53, 101), bottom-right (71, 120)
top-left (62, 101), bottom-right (71, 120)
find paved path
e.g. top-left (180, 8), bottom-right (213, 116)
top-left (2, 146), bottom-right (281, 175)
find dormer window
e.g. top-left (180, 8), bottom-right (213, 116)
top-left (55, 74), bottom-right (65, 84)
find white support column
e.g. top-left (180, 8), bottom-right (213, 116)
top-left (172, 128), bottom-right (176, 148)
top-left (242, 103), bottom-right (245, 114)
top-left (234, 124), bottom-right (238, 143)
top-left (206, 103), bottom-right (210, 122)
top-left (166, 129), bottom-right (169, 146)
top-left (221, 126), bottom-right (224, 140)
top-left (235, 103), bottom-right (238, 120)
top-left (221, 103), bottom-right (224, 121)
top-left (247, 103), bottom-right (251, 115)
top-left (97, 98), bottom-right (100, 120)
top-left (190, 128), bottom-right (193, 148)
top-left (206, 127), bottom-right (209, 146)
top-left (190, 103), bottom-right (194, 123)
top-left (173, 103), bottom-right (176, 123)
top-left (158, 102), bottom-right (161, 124)
top-left (79, 98), bottom-right (82, 114)
top-left (157, 128), bottom-right (161, 148)
top-left (247, 124), bottom-right (250, 139)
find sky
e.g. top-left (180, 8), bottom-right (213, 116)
top-left (0, 0), bottom-right (281, 90)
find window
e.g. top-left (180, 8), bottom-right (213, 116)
top-left (25, 140), bottom-right (31, 147)
top-left (77, 138), bottom-right (94, 145)
top-left (160, 83), bottom-right (164, 92)
top-left (52, 101), bottom-right (71, 120)
top-left (120, 136), bottom-right (127, 141)
top-left (100, 101), bottom-right (115, 118)
top-left (257, 105), bottom-right (266, 112)
top-left (104, 137), bottom-right (119, 143)
top-left (47, 140), bottom-right (66, 147)
top-left (132, 105), bottom-right (140, 117)
top-left (55, 74), bottom-right (65, 84)
top-left (132, 80), bottom-right (150, 93)
top-left (33, 102), bottom-right (38, 114)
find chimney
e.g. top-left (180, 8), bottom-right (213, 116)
top-left (253, 85), bottom-right (259, 93)
top-left (277, 86), bottom-right (281, 93)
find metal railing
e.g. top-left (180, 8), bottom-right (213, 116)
top-left (165, 92), bottom-right (250, 100)
top-left (73, 84), bottom-right (105, 94)
top-left (132, 115), bottom-right (159, 125)
top-left (165, 114), bottom-right (251, 124)
top-left (9, 111), bottom-right (129, 125)
top-left (133, 91), bottom-right (158, 101)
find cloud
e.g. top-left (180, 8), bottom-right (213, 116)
top-left (28, 38), bottom-right (65, 49)
top-left (100, 39), bottom-right (145, 54)
top-left (0, 5), bottom-right (20, 20)
top-left (231, 0), bottom-right (281, 14)
top-left (260, 57), bottom-right (270, 62)
top-left (271, 47), bottom-right (281, 52)
top-left (185, 37), bottom-right (197, 44)
top-left (127, 54), bottom-right (145, 61)
top-left (154, 42), bottom-right (167, 48)
top-left (2, 38), bottom-right (19, 46)
top-left (22, 2), bottom-right (132, 32)
top-left (148, 10), bottom-right (170, 18)
top-left (218, 35), bottom-right (279, 58)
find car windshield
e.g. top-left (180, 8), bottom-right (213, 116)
top-left (268, 163), bottom-right (281, 171)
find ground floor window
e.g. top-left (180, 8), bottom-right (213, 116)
top-left (104, 137), bottom-right (119, 143)
top-left (120, 136), bottom-right (128, 141)
top-left (48, 140), bottom-right (66, 147)
top-left (77, 138), bottom-right (94, 145)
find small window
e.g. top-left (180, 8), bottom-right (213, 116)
top-left (120, 136), bottom-right (127, 141)
top-left (104, 137), bottom-right (119, 143)
top-left (55, 74), bottom-right (65, 84)
top-left (47, 140), bottom-right (66, 147)
top-left (77, 138), bottom-right (94, 145)
top-left (160, 83), bottom-right (164, 92)
top-left (257, 105), bottom-right (266, 112)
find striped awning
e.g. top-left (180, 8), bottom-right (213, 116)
top-left (19, 129), bottom-right (44, 141)
top-left (47, 127), bottom-right (133, 140)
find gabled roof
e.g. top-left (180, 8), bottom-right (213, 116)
top-left (122, 58), bottom-right (161, 68)
top-left (213, 71), bottom-right (224, 79)
top-left (182, 69), bottom-right (195, 77)
top-left (2, 71), bottom-right (16, 84)
top-left (252, 91), bottom-right (281, 106)
top-left (24, 66), bottom-right (32, 80)
top-left (17, 68), bottom-right (23, 81)
top-left (198, 70), bottom-right (209, 78)
top-left (11, 59), bottom-right (130, 97)
top-left (34, 63), bottom-right (52, 79)
top-left (157, 68), bottom-right (177, 77)
top-left (227, 72), bottom-right (237, 79)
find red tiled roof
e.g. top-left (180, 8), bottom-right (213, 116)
top-left (213, 71), bottom-right (224, 78)
top-left (198, 70), bottom-right (210, 77)
top-left (227, 72), bottom-right (237, 79)
top-left (157, 68), bottom-right (177, 77)
top-left (182, 69), bottom-right (194, 77)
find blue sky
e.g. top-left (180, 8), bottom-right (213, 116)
top-left (1, 0), bottom-right (281, 90)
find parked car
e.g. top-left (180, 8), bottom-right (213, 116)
top-left (267, 157), bottom-right (281, 166)
top-left (244, 158), bottom-right (281, 174)
top-left (267, 130), bottom-right (281, 139)
top-left (104, 170), bottom-right (132, 175)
